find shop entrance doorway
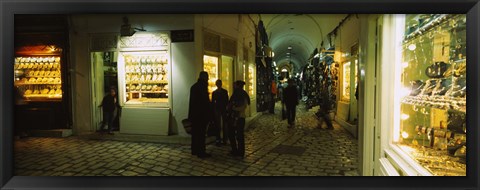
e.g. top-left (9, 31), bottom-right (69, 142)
top-left (91, 52), bottom-right (119, 132)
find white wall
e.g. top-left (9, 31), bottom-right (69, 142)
top-left (200, 14), bottom-right (239, 39)
top-left (171, 42), bottom-right (196, 136)
top-left (69, 16), bottom-right (92, 134)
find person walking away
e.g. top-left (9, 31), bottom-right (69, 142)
top-left (278, 81), bottom-right (286, 119)
top-left (98, 87), bottom-right (120, 135)
top-left (269, 80), bottom-right (277, 113)
top-left (317, 88), bottom-right (334, 130)
top-left (212, 79), bottom-right (229, 146)
top-left (227, 80), bottom-right (250, 158)
top-left (283, 79), bottom-right (299, 128)
top-left (188, 71), bottom-right (213, 158)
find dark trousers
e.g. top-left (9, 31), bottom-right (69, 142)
top-left (319, 110), bottom-right (334, 129)
top-left (228, 117), bottom-right (245, 156)
top-left (191, 121), bottom-right (207, 155)
top-left (269, 95), bottom-right (276, 113)
top-left (214, 111), bottom-right (228, 143)
top-left (286, 105), bottom-right (296, 125)
top-left (101, 111), bottom-right (114, 132)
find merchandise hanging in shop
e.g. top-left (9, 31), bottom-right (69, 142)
top-left (255, 20), bottom-right (274, 112)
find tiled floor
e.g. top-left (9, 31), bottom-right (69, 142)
top-left (14, 103), bottom-right (359, 176)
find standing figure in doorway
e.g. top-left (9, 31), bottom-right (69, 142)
top-left (227, 80), bottom-right (250, 158)
top-left (283, 79), bottom-right (299, 128)
top-left (99, 87), bottom-right (120, 135)
top-left (188, 71), bottom-right (213, 158)
top-left (212, 79), bottom-right (229, 146)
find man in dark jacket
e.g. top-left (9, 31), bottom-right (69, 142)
top-left (99, 87), bottom-right (120, 135)
top-left (188, 71), bottom-right (213, 158)
top-left (283, 79), bottom-right (299, 128)
top-left (212, 79), bottom-right (229, 146)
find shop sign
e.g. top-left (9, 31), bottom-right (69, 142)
top-left (171, 30), bottom-right (194, 42)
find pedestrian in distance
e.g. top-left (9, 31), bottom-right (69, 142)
top-left (98, 87), bottom-right (121, 135)
top-left (269, 80), bottom-right (277, 114)
top-left (283, 78), bottom-right (299, 128)
top-left (212, 79), bottom-right (229, 146)
top-left (188, 71), bottom-right (213, 158)
top-left (226, 80), bottom-right (250, 158)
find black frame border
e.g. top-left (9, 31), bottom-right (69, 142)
top-left (1, 0), bottom-right (479, 190)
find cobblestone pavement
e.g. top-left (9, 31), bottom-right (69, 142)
top-left (14, 102), bottom-right (359, 176)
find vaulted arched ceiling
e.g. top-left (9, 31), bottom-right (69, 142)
top-left (259, 14), bottom-right (347, 73)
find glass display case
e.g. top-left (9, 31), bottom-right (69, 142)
top-left (117, 32), bottom-right (171, 135)
top-left (204, 55), bottom-right (219, 99)
top-left (394, 14), bottom-right (466, 176)
top-left (221, 55), bottom-right (234, 96)
top-left (123, 53), bottom-right (169, 104)
top-left (342, 61), bottom-right (351, 100)
top-left (248, 64), bottom-right (255, 96)
top-left (342, 59), bottom-right (359, 101)
top-left (14, 56), bottom-right (62, 101)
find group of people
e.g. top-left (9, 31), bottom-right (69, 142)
top-left (97, 71), bottom-right (333, 159)
top-left (188, 71), bottom-right (250, 158)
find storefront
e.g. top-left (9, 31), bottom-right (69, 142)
top-left (13, 15), bottom-right (72, 136)
top-left (65, 14), bottom-right (261, 137)
top-left (376, 14), bottom-right (467, 176)
top-left (203, 30), bottom-right (237, 98)
top-left (117, 32), bottom-right (172, 135)
top-left (336, 48), bottom-right (359, 138)
top-left (70, 14), bottom-right (198, 136)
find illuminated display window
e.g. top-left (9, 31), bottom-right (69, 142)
top-left (392, 14), bottom-right (466, 176)
top-left (247, 64), bottom-right (255, 96)
top-left (204, 55), bottom-right (219, 99)
top-left (342, 61), bottom-right (351, 100)
top-left (14, 55), bottom-right (63, 102)
top-left (122, 53), bottom-right (169, 105)
top-left (221, 56), bottom-right (234, 96)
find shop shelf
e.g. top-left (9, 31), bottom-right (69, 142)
top-left (401, 95), bottom-right (466, 113)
